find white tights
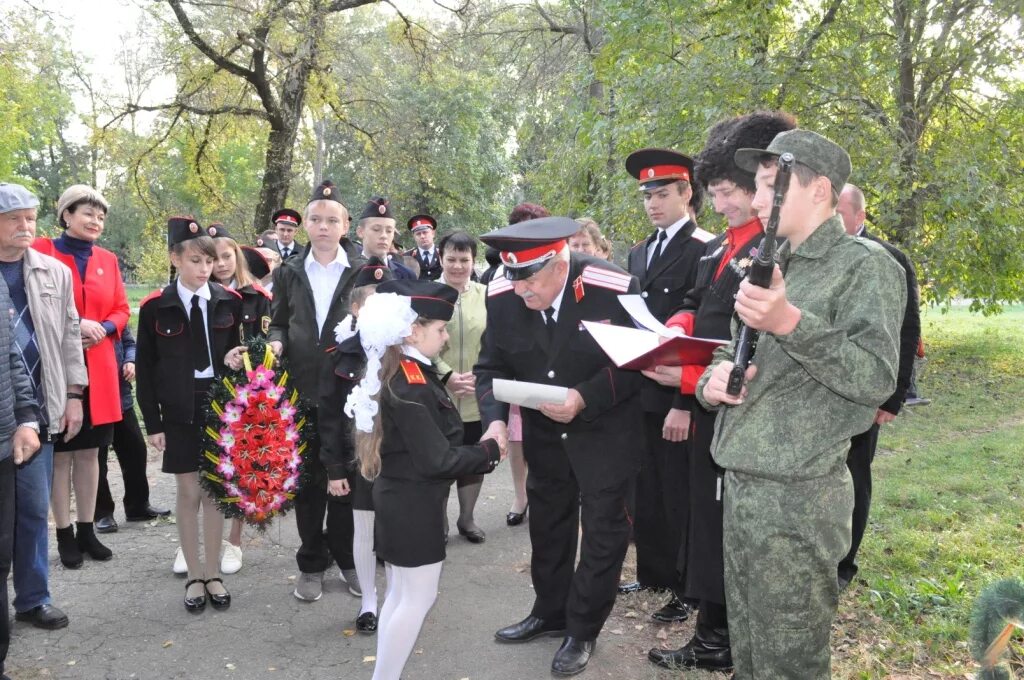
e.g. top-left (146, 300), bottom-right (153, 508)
top-left (371, 561), bottom-right (443, 680)
top-left (353, 509), bottom-right (378, 615)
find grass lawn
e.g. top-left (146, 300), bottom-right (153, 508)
top-left (832, 305), bottom-right (1024, 678)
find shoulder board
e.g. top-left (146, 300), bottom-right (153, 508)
top-left (399, 359), bottom-right (427, 385)
top-left (487, 276), bottom-right (514, 297)
top-left (140, 289), bottom-right (163, 307)
top-left (248, 282), bottom-right (272, 299)
top-left (581, 265), bottom-right (632, 293)
top-left (691, 227), bottom-right (716, 243)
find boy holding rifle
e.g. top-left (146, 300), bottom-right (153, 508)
top-left (697, 130), bottom-right (905, 678)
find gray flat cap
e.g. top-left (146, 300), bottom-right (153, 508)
top-left (734, 129), bottom-right (852, 193)
top-left (0, 183), bottom-right (40, 213)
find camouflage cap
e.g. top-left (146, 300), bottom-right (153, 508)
top-left (734, 129), bottom-right (851, 194)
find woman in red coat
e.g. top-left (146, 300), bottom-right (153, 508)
top-left (33, 185), bottom-right (130, 568)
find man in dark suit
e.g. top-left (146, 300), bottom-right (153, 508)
top-left (355, 197), bottom-right (416, 280)
top-left (647, 110), bottom-right (797, 673)
top-left (835, 182), bottom-right (920, 589)
top-left (475, 217), bottom-right (644, 676)
top-left (268, 180), bottom-right (366, 604)
top-left (271, 208), bottom-right (304, 261)
top-left (403, 214), bottom-right (443, 280)
top-left (620, 148), bottom-right (713, 623)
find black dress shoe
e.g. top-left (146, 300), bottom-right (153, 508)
top-left (95, 514), bottom-right (118, 533)
top-left (652, 595), bottom-right (692, 623)
top-left (494, 615), bottom-right (567, 643)
top-left (184, 579), bottom-right (206, 613)
top-left (126, 505), bottom-right (172, 521)
top-left (506, 504), bottom-right (528, 526)
top-left (204, 577), bottom-right (231, 610)
top-left (551, 636), bottom-right (595, 676)
top-left (617, 581), bottom-right (643, 594)
top-left (457, 523), bottom-right (486, 544)
top-left (356, 611), bottom-right (378, 634)
top-left (15, 604), bottom-right (69, 630)
top-left (647, 637), bottom-right (733, 671)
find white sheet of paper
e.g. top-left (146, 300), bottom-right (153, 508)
top-left (581, 321), bottom-right (660, 367)
top-left (618, 295), bottom-right (685, 337)
top-left (493, 379), bottom-right (569, 410)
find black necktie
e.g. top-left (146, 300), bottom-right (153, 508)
top-left (190, 295), bottom-right (211, 372)
top-left (544, 307), bottom-right (556, 341)
top-left (422, 249), bottom-right (430, 261)
top-left (282, 246), bottom-right (290, 258)
top-left (649, 230), bottom-right (667, 268)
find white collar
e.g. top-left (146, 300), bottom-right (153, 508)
top-left (547, 266), bottom-right (569, 319)
top-left (402, 345), bottom-right (432, 366)
top-left (855, 224), bottom-right (866, 237)
top-left (177, 279), bottom-right (211, 307)
top-left (655, 216), bottom-right (690, 246)
top-left (305, 246), bottom-right (349, 270)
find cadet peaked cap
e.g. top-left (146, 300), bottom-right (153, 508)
top-left (407, 214), bottom-right (436, 232)
top-left (167, 216), bottom-right (206, 246)
top-left (241, 246), bottom-right (271, 279)
top-left (272, 208), bottom-right (302, 227)
top-left (0, 183), bottom-right (39, 213)
top-left (351, 256), bottom-right (394, 288)
top-left (206, 222), bottom-right (233, 239)
top-left (734, 129), bottom-right (851, 193)
top-left (376, 278), bottom-right (458, 321)
top-left (308, 180), bottom-right (347, 208)
top-left (625, 148), bottom-right (695, 191)
top-left (359, 196), bottom-right (394, 221)
top-left (479, 216), bottom-right (578, 281)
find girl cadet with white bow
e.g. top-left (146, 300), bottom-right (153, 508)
top-left (345, 278), bottom-right (505, 680)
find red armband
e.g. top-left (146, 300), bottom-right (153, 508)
top-left (680, 364), bottom-right (705, 396)
top-left (666, 311), bottom-right (695, 336)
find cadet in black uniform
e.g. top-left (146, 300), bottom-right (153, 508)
top-left (403, 214), bottom-right (443, 280)
top-left (344, 278), bottom-right (503, 680)
top-left (318, 257), bottom-right (393, 635)
top-left (622, 148), bottom-right (713, 623)
top-left (474, 216), bottom-right (644, 677)
top-left (136, 217), bottom-right (244, 613)
top-left (645, 111), bottom-right (797, 673)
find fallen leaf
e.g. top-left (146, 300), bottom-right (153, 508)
top-left (67, 661), bottom-right (77, 666)
top-left (343, 629), bottom-right (356, 637)
top-left (634, 625), bottom-right (644, 631)
top-left (162, 641), bottom-right (173, 648)
top-left (225, 663), bottom-right (236, 670)
top-left (608, 629), bottom-right (623, 635)
top-left (363, 656), bottom-right (376, 663)
top-left (624, 611), bottom-right (638, 619)
top-left (655, 629), bottom-right (669, 640)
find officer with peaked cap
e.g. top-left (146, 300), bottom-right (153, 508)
top-left (620, 147), bottom-right (715, 622)
top-left (271, 208), bottom-right (303, 261)
top-left (403, 214), bottom-right (443, 280)
top-left (474, 216), bottom-right (644, 676)
top-left (697, 129), bottom-right (905, 678)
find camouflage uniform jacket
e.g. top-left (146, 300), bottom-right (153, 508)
top-left (696, 216), bottom-right (906, 482)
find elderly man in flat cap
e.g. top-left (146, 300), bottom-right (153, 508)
top-left (697, 130), bottom-right (906, 678)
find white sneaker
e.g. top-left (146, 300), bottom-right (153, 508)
top-left (172, 547), bottom-right (187, 575)
top-left (221, 541), bottom-right (243, 575)
top-left (339, 568), bottom-right (362, 597)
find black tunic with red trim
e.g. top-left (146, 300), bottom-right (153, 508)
top-left (373, 356), bottom-right (500, 567)
top-left (237, 283), bottom-right (272, 343)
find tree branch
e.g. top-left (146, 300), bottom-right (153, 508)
top-left (165, 0), bottom-right (256, 81)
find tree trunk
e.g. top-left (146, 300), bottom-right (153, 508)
top-left (891, 0), bottom-right (923, 246)
top-left (255, 121), bottom-right (300, 231)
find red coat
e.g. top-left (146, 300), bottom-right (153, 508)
top-left (33, 237), bottom-right (129, 426)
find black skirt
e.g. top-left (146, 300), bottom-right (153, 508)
top-left (161, 379), bottom-right (214, 474)
top-left (54, 390), bottom-right (114, 451)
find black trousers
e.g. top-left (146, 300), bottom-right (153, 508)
top-left (631, 411), bottom-right (687, 594)
top-left (96, 408), bottom-right (151, 517)
top-left (294, 438), bottom-right (354, 574)
top-left (528, 472), bottom-right (633, 641)
top-left (1, 456), bottom-right (15, 675)
top-left (839, 423), bottom-right (879, 582)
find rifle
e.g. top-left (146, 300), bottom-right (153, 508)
top-left (725, 152), bottom-right (794, 396)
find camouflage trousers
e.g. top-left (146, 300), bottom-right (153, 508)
top-left (723, 468), bottom-right (853, 679)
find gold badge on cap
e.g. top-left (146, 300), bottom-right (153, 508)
top-left (189, 222), bottom-right (198, 233)
top-left (208, 227), bottom-right (217, 236)
top-left (378, 204), bottom-right (386, 215)
top-left (646, 168), bottom-right (655, 178)
top-left (374, 268), bottom-right (383, 280)
top-left (323, 187), bottom-right (332, 197)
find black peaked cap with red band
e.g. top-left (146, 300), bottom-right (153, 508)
top-left (241, 246), bottom-right (271, 279)
top-left (407, 214), bottom-right (437, 232)
top-left (359, 196), bottom-right (394, 220)
top-left (272, 208), bottom-right (302, 227)
top-left (625, 148), bottom-right (695, 191)
top-left (351, 256), bottom-right (394, 288)
top-left (479, 216), bottom-right (578, 281)
top-left (376, 279), bottom-right (457, 322)
top-left (168, 216), bottom-right (205, 246)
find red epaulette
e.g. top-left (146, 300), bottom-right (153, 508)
top-left (249, 282), bottom-right (272, 299)
top-left (139, 289), bottom-right (163, 307)
top-left (580, 265), bottom-right (632, 293)
top-left (691, 227), bottom-right (715, 243)
top-left (222, 286), bottom-right (243, 299)
top-left (487, 276), bottom-right (514, 297)
top-left (399, 359), bottom-right (427, 385)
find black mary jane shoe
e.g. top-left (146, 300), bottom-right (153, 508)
top-left (204, 577), bottom-right (231, 610)
top-left (505, 504), bottom-right (528, 526)
top-left (457, 523), bottom-right (486, 544)
top-left (551, 636), bottom-right (595, 676)
top-left (356, 611), bottom-right (378, 634)
top-left (184, 579), bottom-right (207, 613)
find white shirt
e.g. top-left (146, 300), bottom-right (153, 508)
top-left (304, 247), bottom-right (351, 335)
top-left (541, 268), bottom-right (569, 325)
top-left (420, 247), bottom-right (435, 262)
top-left (402, 345), bottom-right (432, 365)
top-left (647, 217), bottom-right (690, 266)
top-left (279, 242), bottom-right (295, 258)
top-left (177, 279), bottom-right (215, 378)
